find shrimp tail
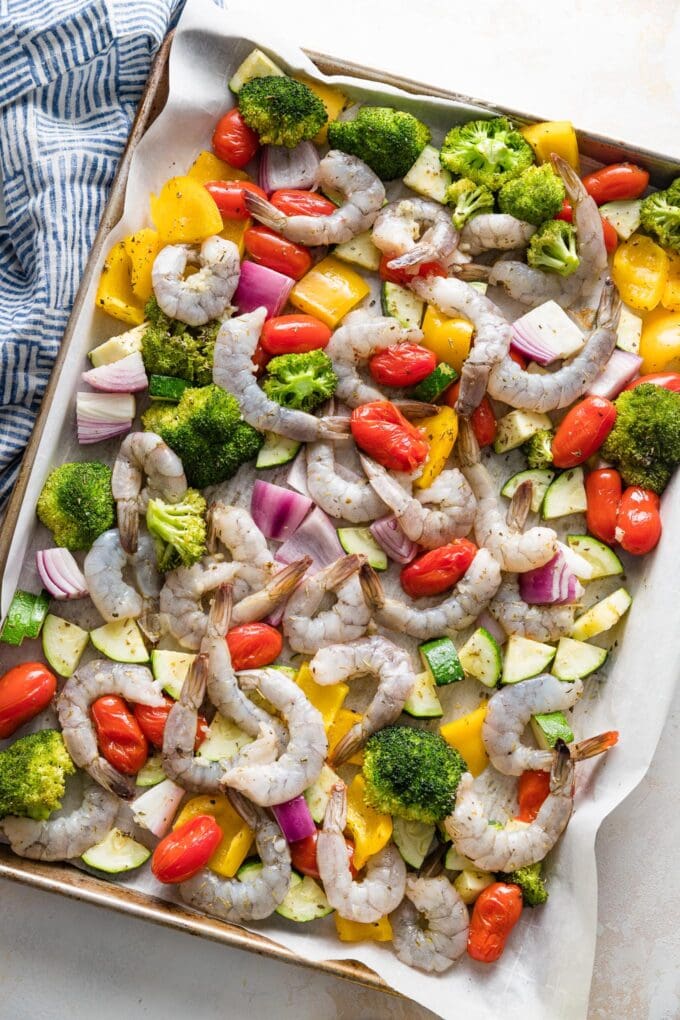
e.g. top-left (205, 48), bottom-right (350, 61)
top-left (359, 561), bottom-right (386, 610)
top-left (595, 278), bottom-right (621, 331)
top-left (451, 262), bottom-right (492, 282)
top-left (118, 500), bottom-right (139, 555)
top-left (317, 416), bottom-right (352, 439)
top-left (387, 243), bottom-right (436, 271)
top-left (181, 653), bottom-right (210, 709)
top-left (206, 504), bottom-right (221, 554)
top-left (551, 153), bottom-right (586, 202)
top-left (455, 417), bottom-right (481, 467)
top-left (328, 723), bottom-right (363, 767)
top-left (208, 583), bottom-right (233, 636)
top-left (266, 557), bottom-right (312, 601)
top-left (244, 192), bottom-right (288, 232)
top-left (571, 730), bottom-right (619, 762)
top-left (225, 788), bottom-right (260, 828)
top-left (138, 611), bottom-right (161, 644)
top-left (323, 783), bottom-right (348, 831)
top-left (419, 842), bottom-right (446, 878)
top-left (325, 553), bottom-right (366, 590)
top-left (392, 400), bottom-right (441, 420)
top-left (506, 480), bottom-right (533, 530)
top-left (90, 759), bottom-right (136, 800)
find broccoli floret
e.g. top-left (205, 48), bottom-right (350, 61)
top-left (446, 178), bottom-right (495, 230)
top-left (362, 725), bottom-right (467, 824)
top-left (141, 384), bottom-right (263, 490)
top-left (262, 350), bottom-right (337, 413)
top-left (328, 106), bottom-right (430, 181)
top-left (141, 298), bottom-right (219, 385)
top-left (601, 383), bottom-right (680, 494)
top-left (503, 861), bottom-right (548, 907)
top-left (0, 730), bottom-right (75, 821)
top-left (527, 219), bottom-right (580, 277)
top-left (146, 489), bottom-right (207, 571)
top-left (440, 117), bottom-right (534, 192)
top-left (497, 163), bottom-right (565, 226)
top-left (37, 461), bottom-right (114, 551)
top-left (640, 187), bottom-right (680, 252)
top-left (237, 76), bottom-right (327, 147)
top-left (666, 177), bottom-right (680, 204)
top-left (523, 428), bottom-right (555, 469)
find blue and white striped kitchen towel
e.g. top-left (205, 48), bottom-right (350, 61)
top-left (0, 0), bottom-right (190, 509)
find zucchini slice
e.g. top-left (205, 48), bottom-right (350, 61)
top-left (304, 763), bottom-right (342, 824)
top-left (566, 535), bottom-right (624, 579)
top-left (541, 468), bottom-right (587, 519)
top-left (570, 588), bottom-right (632, 641)
top-left (411, 363), bottom-right (458, 402)
top-left (392, 817), bottom-right (436, 868)
top-left (90, 618), bottom-right (149, 664)
top-left (237, 863), bottom-right (333, 921)
top-left (81, 828), bottom-right (150, 873)
top-left (150, 649), bottom-right (196, 699)
top-left (1, 590), bottom-right (46, 646)
top-left (493, 410), bottom-right (552, 454)
top-left (229, 48), bottom-right (285, 93)
top-left (334, 231), bottom-right (382, 272)
top-left (148, 375), bottom-right (191, 402)
top-left (136, 755), bottom-right (166, 788)
top-left (501, 635), bottom-right (556, 684)
top-left (530, 710), bottom-right (574, 750)
top-left (41, 614), bottom-right (89, 678)
top-left (337, 527), bottom-right (387, 570)
top-left (403, 145), bottom-right (452, 203)
top-left (198, 713), bottom-right (252, 762)
top-left (256, 432), bottom-right (302, 468)
top-left (403, 670), bottom-right (443, 718)
top-left (419, 636), bottom-right (464, 686)
top-left (458, 627), bottom-right (502, 688)
top-left (501, 469), bottom-right (555, 514)
top-left (381, 281), bottom-right (425, 329)
top-left (551, 636), bottom-right (607, 680)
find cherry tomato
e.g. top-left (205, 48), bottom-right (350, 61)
top-left (0, 662), bottom-right (57, 739)
top-left (555, 198), bottom-right (573, 223)
top-left (446, 382), bottom-right (497, 448)
top-left (212, 108), bottom-right (259, 169)
top-left (467, 882), bottom-right (524, 963)
top-left (516, 770), bottom-right (551, 823)
top-left (581, 163), bottom-right (650, 204)
top-left (133, 697), bottom-right (208, 752)
top-left (290, 830), bottom-right (357, 879)
top-left (400, 539), bottom-right (478, 598)
top-left (269, 189), bottom-right (336, 217)
top-left (252, 343), bottom-right (270, 373)
top-left (509, 348), bottom-right (528, 370)
top-left (204, 180), bottom-right (267, 220)
top-left (368, 343), bottom-right (436, 387)
top-left (226, 623), bottom-right (283, 671)
top-left (243, 226), bottom-right (312, 280)
top-left (260, 314), bottom-right (331, 355)
top-left (378, 256), bottom-right (447, 286)
top-left (585, 468), bottom-right (622, 545)
top-left (555, 200), bottom-right (618, 253)
top-left (615, 486), bottom-right (662, 555)
top-left (551, 396), bottom-right (617, 468)
top-left (624, 372), bottom-right (680, 393)
top-left (350, 401), bottom-right (430, 472)
top-left (151, 814), bottom-right (222, 884)
top-left (91, 695), bottom-right (148, 775)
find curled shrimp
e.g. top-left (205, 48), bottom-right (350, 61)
top-left (457, 419), bottom-right (557, 572)
top-left (306, 442), bottom-right (388, 523)
top-left (390, 875), bottom-right (469, 973)
top-left (489, 573), bottom-right (576, 641)
top-left (446, 734), bottom-right (618, 871)
top-left (207, 502), bottom-right (275, 594)
top-left (360, 549), bottom-right (501, 641)
top-left (371, 198), bottom-right (458, 271)
top-left (84, 529), bottom-right (161, 629)
top-left (487, 278), bottom-right (621, 412)
top-left (112, 432), bottom-right (187, 554)
top-left (220, 668), bottom-right (327, 806)
top-left (213, 307), bottom-right (350, 441)
top-left (325, 312), bottom-right (424, 408)
top-left (310, 636), bottom-right (417, 765)
top-left (282, 554), bottom-right (370, 654)
top-left (360, 455), bottom-right (476, 548)
top-left (245, 150), bottom-right (385, 245)
top-left (58, 661), bottom-right (164, 798)
top-left (180, 790), bottom-right (292, 921)
top-left (151, 236), bottom-right (240, 326)
top-left (459, 213), bottom-right (536, 255)
top-left (317, 784), bottom-right (406, 923)
top-left (2, 775), bottom-right (120, 862)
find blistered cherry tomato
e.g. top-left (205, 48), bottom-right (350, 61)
top-left (446, 382), bottom-right (497, 447)
top-left (378, 256), bottom-right (447, 286)
top-left (585, 468), bottom-right (622, 545)
top-left (260, 314), bottom-right (331, 355)
top-left (555, 200), bottom-right (618, 253)
top-left (204, 180), bottom-right (267, 220)
top-left (350, 401), bottom-right (429, 472)
top-left (400, 539), bottom-right (478, 598)
top-left (133, 697), bottom-right (208, 751)
top-left (269, 189), bottom-right (336, 217)
top-left (467, 882), bottom-right (524, 963)
top-left (0, 662), bottom-right (57, 739)
top-left (226, 623), bottom-right (283, 671)
top-left (551, 396), bottom-right (617, 468)
top-left (151, 815), bottom-right (222, 884)
top-left (509, 348), bottom-right (528, 370)
top-left (369, 343), bottom-right (436, 387)
top-left (581, 163), bottom-right (650, 204)
top-left (290, 830), bottom-right (357, 880)
top-left (212, 109), bottom-right (259, 169)
top-left (91, 695), bottom-right (148, 775)
top-left (624, 372), bottom-right (680, 393)
top-left (615, 486), bottom-right (662, 555)
top-left (516, 770), bottom-right (551, 823)
top-left (243, 226), bottom-right (312, 280)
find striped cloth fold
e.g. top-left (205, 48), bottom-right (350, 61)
top-left (0, 0), bottom-right (188, 508)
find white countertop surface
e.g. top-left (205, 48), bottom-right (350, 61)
top-left (2, 1), bottom-right (680, 1017)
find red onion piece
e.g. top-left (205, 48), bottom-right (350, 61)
top-left (234, 262), bottom-right (294, 319)
top-left (369, 515), bottom-right (418, 564)
top-left (286, 449), bottom-right (310, 497)
top-left (519, 551), bottom-right (584, 605)
top-left (259, 142), bottom-right (320, 194)
top-left (510, 322), bottom-right (556, 366)
top-left (76, 392), bottom-right (136, 421)
top-left (81, 352), bottom-right (148, 393)
top-left (132, 779), bottom-right (185, 838)
top-left (276, 507), bottom-right (343, 572)
top-left (77, 421), bottom-right (132, 444)
top-left (587, 349), bottom-right (643, 399)
top-left (272, 795), bottom-right (316, 843)
top-left (36, 549), bottom-right (88, 599)
top-left (474, 609), bottom-right (507, 646)
top-left (251, 480), bottom-right (312, 541)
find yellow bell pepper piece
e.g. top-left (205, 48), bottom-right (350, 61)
top-left (95, 241), bottom-right (145, 325)
top-left (414, 405), bottom-right (458, 490)
top-left (421, 304), bottom-right (474, 372)
top-left (290, 256), bottom-right (370, 328)
top-left (334, 914), bottom-right (392, 943)
top-left (345, 774), bottom-right (392, 870)
top-left (150, 175), bottom-right (223, 244)
top-left (293, 75), bottom-right (348, 144)
top-left (612, 233), bottom-right (669, 312)
top-left (327, 708), bottom-right (364, 766)
top-left (295, 662), bottom-right (348, 730)
top-left (440, 703), bottom-right (489, 777)
top-left (520, 120), bottom-right (579, 171)
top-left (220, 216), bottom-right (251, 257)
top-left (173, 793), bottom-right (254, 878)
top-left (661, 251), bottom-right (680, 312)
top-left (123, 228), bottom-right (160, 303)
top-left (639, 308), bottom-right (680, 373)
top-left (187, 149), bottom-right (250, 184)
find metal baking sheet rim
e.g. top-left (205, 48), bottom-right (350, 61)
top-left (1, 29), bottom-right (679, 998)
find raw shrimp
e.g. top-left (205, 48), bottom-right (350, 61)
top-left (489, 574), bottom-right (577, 641)
top-left (306, 441), bottom-right (388, 523)
top-left (2, 776), bottom-right (120, 862)
top-left (245, 150), bottom-right (385, 245)
top-left (360, 550), bottom-right (502, 641)
top-left (390, 875), bottom-right (469, 973)
top-left (372, 198), bottom-right (458, 270)
top-left (282, 554), bottom-right (370, 654)
top-left (316, 784), bottom-right (406, 923)
top-left (457, 419), bottom-right (557, 571)
top-left (84, 529), bottom-right (161, 626)
top-left (487, 278), bottom-right (621, 412)
top-left (213, 307), bottom-right (350, 441)
top-left (445, 734), bottom-right (618, 870)
top-left (180, 790), bottom-right (292, 921)
top-left (410, 275), bottom-right (513, 417)
top-left (58, 661), bottom-right (164, 798)
top-left (230, 558), bottom-right (311, 626)
top-left (360, 455), bottom-right (476, 548)
top-left (219, 668), bottom-right (327, 806)
top-left (207, 502), bottom-right (275, 592)
top-left (112, 431), bottom-right (187, 554)
top-left (310, 636), bottom-right (417, 765)
top-left (459, 213), bottom-right (536, 255)
top-left (151, 236), bottom-right (240, 326)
